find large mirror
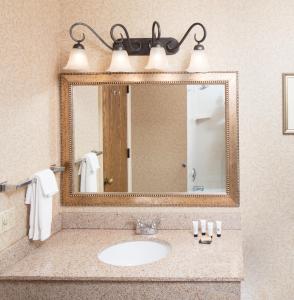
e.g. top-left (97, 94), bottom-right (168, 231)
top-left (60, 73), bottom-right (239, 206)
top-left (72, 84), bottom-right (226, 194)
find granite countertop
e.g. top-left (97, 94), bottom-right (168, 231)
top-left (0, 229), bottom-right (243, 282)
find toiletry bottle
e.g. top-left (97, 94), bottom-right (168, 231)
top-left (216, 221), bottom-right (222, 237)
top-left (192, 221), bottom-right (199, 238)
top-left (200, 219), bottom-right (206, 236)
top-left (207, 222), bottom-right (214, 238)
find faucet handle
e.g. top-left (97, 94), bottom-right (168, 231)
top-left (135, 218), bottom-right (160, 235)
top-left (151, 218), bottom-right (160, 229)
top-left (136, 218), bottom-right (143, 228)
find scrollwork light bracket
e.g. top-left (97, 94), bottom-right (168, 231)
top-left (69, 21), bottom-right (207, 56)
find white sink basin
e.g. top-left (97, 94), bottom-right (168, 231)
top-left (98, 240), bottom-right (171, 267)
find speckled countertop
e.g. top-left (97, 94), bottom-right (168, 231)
top-left (0, 229), bottom-right (243, 282)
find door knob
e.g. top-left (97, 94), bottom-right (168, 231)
top-left (104, 177), bottom-right (114, 185)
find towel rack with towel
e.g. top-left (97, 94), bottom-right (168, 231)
top-left (75, 150), bottom-right (103, 164)
top-left (0, 165), bottom-right (65, 193)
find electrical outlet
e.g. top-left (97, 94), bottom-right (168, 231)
top-left (0, 208), bottom-right (15, 234)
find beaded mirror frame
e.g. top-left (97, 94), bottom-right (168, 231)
top-left (60, 72), bottom-right (239, 206)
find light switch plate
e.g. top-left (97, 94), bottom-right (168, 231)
top-left (0, 208), bottom-right (15, 234)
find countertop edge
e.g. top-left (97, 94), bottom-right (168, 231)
top-left (0, 275), bottom-right (244, 282)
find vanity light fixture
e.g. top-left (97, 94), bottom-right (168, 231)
top-left (145, 22), bottom-right (169, 71)
top-left (107, 25), bottom-right (134, 72)
top-left (186, 43), bottom-right (209, 72)
top-left (64, 21), bottom-right (208, 72)
top-left (64, 43), bottom-right (90, 71)
top-left (107, 47), bottom-right (134, 72)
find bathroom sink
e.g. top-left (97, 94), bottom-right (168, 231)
top-left (98, 240), bottom-right (171, 267)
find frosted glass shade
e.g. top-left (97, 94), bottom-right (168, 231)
top-left (186, 49), bottom-right (209, 73)
top-left (145, 46), bottom-right (169, 71)
top-left (64, 48), bottom-right (89, 71)
top-left (107, 49), bottom-right (133, 72)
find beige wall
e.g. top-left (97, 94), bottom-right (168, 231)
top-left (131, 85), bottom-right (187, 192)
top-left (0, 1), bottom-right (61, 251)
top-left (0, 1), bottom-right (294, 299)
top-left (60, 1), bottom-right (294, 299)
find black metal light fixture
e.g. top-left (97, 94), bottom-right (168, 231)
top-left (64, 21), bottom-right (208, 72)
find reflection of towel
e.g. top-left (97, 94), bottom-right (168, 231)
top-left (78, 152), bottom-right (100, 192)
top-left (25, 169), bottom-right (59, 241)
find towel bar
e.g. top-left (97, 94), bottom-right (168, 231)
top-left (0, 165), bottom-right (65, 193)
top-left (75, 150), bottom-right (103, 164)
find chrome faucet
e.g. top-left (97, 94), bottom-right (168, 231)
top-left (135, 218), bottom-right (160, 235)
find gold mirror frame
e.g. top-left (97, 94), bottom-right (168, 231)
top-left (60, 72), bottom-right (239, 207)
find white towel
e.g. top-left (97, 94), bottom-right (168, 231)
top-left (78, 152), bottom-right (100, 192)
top-left (25, 169), bottom-right (59, 241)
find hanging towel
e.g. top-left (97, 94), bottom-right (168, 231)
top-left (25, 169), bottom-right (59, 241)
top-left (78, 152), bottom-right (100, 192)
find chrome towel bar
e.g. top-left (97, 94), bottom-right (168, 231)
top-left (0, 165), bottom-right (65, 193)
top-left (75, 150), bottom-right (103, 164)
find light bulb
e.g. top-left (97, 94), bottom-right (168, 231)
top-left (64, 43), bottom-right (89, 72)
top-left (107, 49), bottom-right (133, 72)
top-left (186, 48), bottom-right (209, 73)
top-left (145, 45), bottom-right (169, 71)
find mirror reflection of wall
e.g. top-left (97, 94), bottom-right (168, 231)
top-left (72, 84), bottom-right (226, 194)
top-left (73, 86), bottom-right (103, 192)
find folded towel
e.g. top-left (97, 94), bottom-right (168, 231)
top-left (78, 152), bottom-right (100, 192)
top-left (25, 169), bottom-right (59, 241)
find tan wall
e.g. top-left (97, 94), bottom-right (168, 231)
top-left (0, 1), bottom-right (61, 251)
top-left (131, 85), bottom-right (187, 192)
top-left (60, 1), bottom-right (294, 299)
